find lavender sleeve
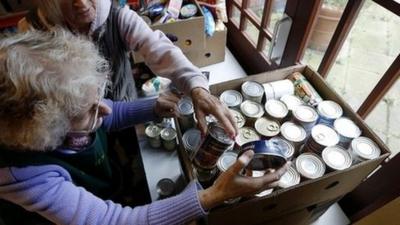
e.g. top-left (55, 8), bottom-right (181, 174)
top-left (0, 166), bottom-right (207, 225)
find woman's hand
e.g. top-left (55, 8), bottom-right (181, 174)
top-left (198, 151), bottom-right (291, 210)
top-left (154, 91), bottom-right (182, 118)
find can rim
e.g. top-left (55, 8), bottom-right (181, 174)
top-left (217, 151), bottom-right (238, 172)
top-left (280, 94), bottom-right (304, 111)
top-left (351, 136), bottom-right (381, 160)
top-left (220, 90), bottom-right (243, 107)
top-left (270, 137), bottom-right (295, 160)
top-left (229, 109), bottom-right (246, 128)
top-left (334, 117), bottom-right (362, 138)
top-left (281, 122), bottom-right (307, 142)
top-left (296, 153), bottom-right (326, 179)
top-left (145, 125), bottom-right (161, 138)
top-left (317, 100), bottom-right (343, 119)
top-left (278, 166), bottom-right (301, 188)
top-left (322, 146), bottom-right (352, 170)
top-left (265, 99), bottom-right (289, 118)
top-left (254, 117), bottom-right (280, 137)
top-left (160, 127), bottom-right (177, 140)
top-left (293, 105), bottom-right (318, 122)
top-left (178, 97), bottom-right (194, 115)
top-left (240, 100), bottom-right (265, 118)
top-left (208, 123), bottom-right (234, 145)
top-left (241, 81), bottom-right (264, 97)
top-left (182, 128), bottom-right (201, 151)
top-left (311, 124), bottom-right (339, 147)
top-left (236, 127), bottom-right (261, 146)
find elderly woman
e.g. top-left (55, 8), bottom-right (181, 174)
top-left (19, 0), bottom-right (237, 137)
top-left (0, 30), bottom-right (288, 225)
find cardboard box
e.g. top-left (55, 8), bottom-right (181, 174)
top-left (174, 65), bottom-right (391, 225)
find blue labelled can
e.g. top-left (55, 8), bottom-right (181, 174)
top-left (317, 100), bottom-right (343, 126)
top-left (302, 124), bottom-right (339, 155)
top-left (334, 117), bottom-right (361, 148)
top-left (241, 140), bottom-right (287, 171)
top-left (292, 105), bottom-right (319, 135)
top-left (180, 3), bottom-right (198, 18)
top-left (178, 97), bottom-right (196, 133)
top-left (270, 136), bottom-right (296, 161)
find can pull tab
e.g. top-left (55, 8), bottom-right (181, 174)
top-left (267, 124), bottom-right (279, 131)
top-left (244, 130), bottom-right (252, 139)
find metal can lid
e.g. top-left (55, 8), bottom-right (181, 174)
top-left (208, 123), bottom-right (234, 145)
top-left (241, 140), bottom-right (287, 171)
top-left (278, 166), bottom-right (301, 188)
top-left (178, 97), bottom-right (194, 115)
top-left (334, 117), bottom-right (361, 138)
top-left (180, 3), bottom-right (198, 18)
top-left (217, 151), bottom-right (238, 172)
top-left (265, 99), bottom-right (288, 119)
top-left (145, 124), bottom-right (161, 138)
top-left (280, 94), bottom-right (304, 111)
top-left (255, 117), bottom-right (280, 137)
top-left (182, 128), bottom-right (201, 151)
top-left (160, 127), bottom-right (177, 141)
top-left (270, 136), bottom-right (295, 160)
top-left (156, 178), bottom-right (175, 197)
top-left (317, 100), bottom-right (343, 120)
top-left (280, 122), bottom-right (307, 143)
top-left (322, 146), bottom-right (352, 170)
top-left (241, 81), bottom-right (264, 98)
top-left (240, 100), bottom-right (264, 118)
top-left (220, 90), bottom-right (243, 108)
top-left (311, 124), bottom-right (339, 147)
top-left (229, 109), bottom-right (246, 128)
top-left (236, 127), bottom-right (261, 146)
top-left (296, 153), bottom-right (326, 179)
top-left (351, 136), bottom-right (381, 160)
top-left (293, 105), bottom-right (318, 123)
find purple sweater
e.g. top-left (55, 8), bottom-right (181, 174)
top-left (0, 99), bottom-right (207, 225)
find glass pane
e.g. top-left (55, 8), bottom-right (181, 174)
top-left (231, 4), bottom-right (241, 26)
top-left (325, 3), bottom-right (400, 110)
top-left (301, 0), bottom-right (348, 70)
top-left (248, 0), bottom-right (265, 23)
top-left (365, 78), bottom-right (400, 158)
top-left (267, 0), bottom-right (287, 32)
top-left (244, 18), bottom-right (259, 46)
top-left (262, 38), bottom-right (271, 58)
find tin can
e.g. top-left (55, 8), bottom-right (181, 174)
top-left (178, 97), bottom-right (196, 132)
top-left (322, 146), bottom-right (352, 171)
top-left (292, 105), bottom-right (319, 135)
top-left (280, 94), bottom-right (304, 111)
top-left (240, 100), bottom-right (265, 126)
top-left (182, 128), bottom-right (201, 158)
top-left (217, 151), bottom-right (238, 172)
top-left (288, 72), bottom-right (323, 106)
top-left (278, 166), bottom-right (301, 189)
top-left (193, 123), bottom-right (234, 169)
top-left (236, 127), bottom-right (261, 146)
top-left (262, 79), bottom-right (294, 100)
top-left (264, 99), bottom-right (289, 122)
top-left (180, 3), bottom-right (198, 18)
top-left (334, 117), bottom-right (361, 148)
top-left (193, 166), bottom-right (218, 188)
top-left (229, 109), bottom-right (246, 128)
top-left (350, 136), bottom-right (381, 163)
top-left (252, 170), bottom-right (274, 197)
top-left (295, 153), bottom-right (326, 180)
top-left (317, 100), bottom-right (343, 126)
top-left (280, 121), bottom-right (307, 150)
top-left (254, 117), bottom-right (280, 138)
top-left (241, 140), bottom-right (287, 171)
top-left (219, 90), bottom-right (243, 109)
top-left (241, 81), bottom-right (265, 103)
top-left (270, 136), bottom-right (296, 161)
top-left (302, 124), bottom-right (339, 155)
top-left (205, 114), bottom-right (218, 125)
top-left (145, 124), bottom-right (162, 148)
top-left (160, 127), bottom-right (177, 151)
top-left (156, 178), bottom-right (175, 199)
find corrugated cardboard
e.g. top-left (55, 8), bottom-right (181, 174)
top-left (174, 65), bottom-right (391, 225)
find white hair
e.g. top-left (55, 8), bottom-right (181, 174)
top-left (0, 28), bottom-right (110, 151)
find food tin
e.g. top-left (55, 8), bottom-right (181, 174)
top-left (193, 166), bottom-right (218, 188)
top-left (182, 128), bottom-right (201, 158)
top-left (241, 140), bottom-right (287, 171)
top-left (156, 178), bottom-right (175, 199)
top-left (254, 117), bottom-right (280, 138)
top-left (252, 170), bottom-right (274, 197)
top-left (277, 166), bottom-right (301, 189)
top-left (317, 100), bottom-right (343, 126)
top-left (160, 127), bottom-right (177, 151)
top-left (295, 153), bottom-right (326, 180)
top-left (292, 105), bottom-right (319, 134)
top-left (236, 127), bottom-right (261, 146)
top-left (262, 79), bottom-right (294, 100)
top-left (178, 97), bottom-right (196, 132)
top-left (241, 81), bottom-right (265, 103)
top-left (350, 136), bottom-right (381, 163)
top-left (302, 124), bottom-right (339, 155)
top-left (193, 123), bottom-right (234, 169)
top-left (280, 121), bottom-right (307, 149)
top-left (240, 100), bottom-right (265, 126)
top-left (220, 90), bottom-right (243, 109)
top-left (270, 136), bottom-right (296, 161)
top-left (334, 117), bottom-right (362, 148)
top-left (217, 151), bottom-right (238, 172)
top-left (288, 72), bottom-right (323, 106)
top-left (229, 109), bottom-right (246, 128)
top-left (145, 124), bottom-right (162, 148)
top-left (322, 146), bottom-right (352, 171)
top-left (280, 94), bottom-right (304, 111)
top-left (264, 99), bottom-right (289, 122)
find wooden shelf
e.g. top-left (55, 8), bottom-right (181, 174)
top-left (0, 10), bottom-right (27, 29)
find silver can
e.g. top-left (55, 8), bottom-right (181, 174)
top-left (264, 99), bottom-right (289, 122)
top-left (292, 105), bottom-right (319, 134)
top-left (217, 151), bottom-right (238, 172)
top-left (240, 100), bottom-right (265, 126)
top-left (220, 90), bottom-right (243, 109)
top-left (241, 81), bottom-right (265, 103)
top-left (145, 124), bottom-right (162, 148)
top-left (229, 109), bottom-right (246, 128)
top-left (236, 127), bottom-right (261, 146)
top-left (280, 121), bottom-right (307, 149)
top-left (254, 117), bottom-right (280, 138)
top-left (280, 94), bottom-right (304, 111)
top-left (334, 117), bottom-right (362, 148)
top-left (160, 127), bottom-right (177, 151)
top-left (262, 79), bottom-right (294, 100)
top-left (193, 166), bottom-right (218, 187)
top-left (295, 153), bottom-right (326, 180)
top-left (270, 136), bottom-right (296, 161)
top-left (322, 145), bottom-right (352, 171)
top-left (182, 128), bottom-right (201, 158)
top-left (317, 100), bottom-right (343, 126)
top-left (278, 165), bottom-right (301, 189)
top-left (156, 178), bottom-right (175, 199)
top-left (350, 136), bottom-right (381, 164)
top-left (303, 124), bottom-right (339, 155)
top-left (193, 123), bottom-right (234, 169)
top-left (178, 97), bottom-right (196, 132)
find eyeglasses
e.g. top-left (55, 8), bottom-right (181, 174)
top-left (87, 80), bottom-right (107, 132)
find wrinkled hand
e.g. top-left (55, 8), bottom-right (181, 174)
top-left (199, 151), bottom-right (291, 210)
top-left (191, 87), bottom-right (237, 138)
top-left (154, 91), bottom-right (181, 118)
